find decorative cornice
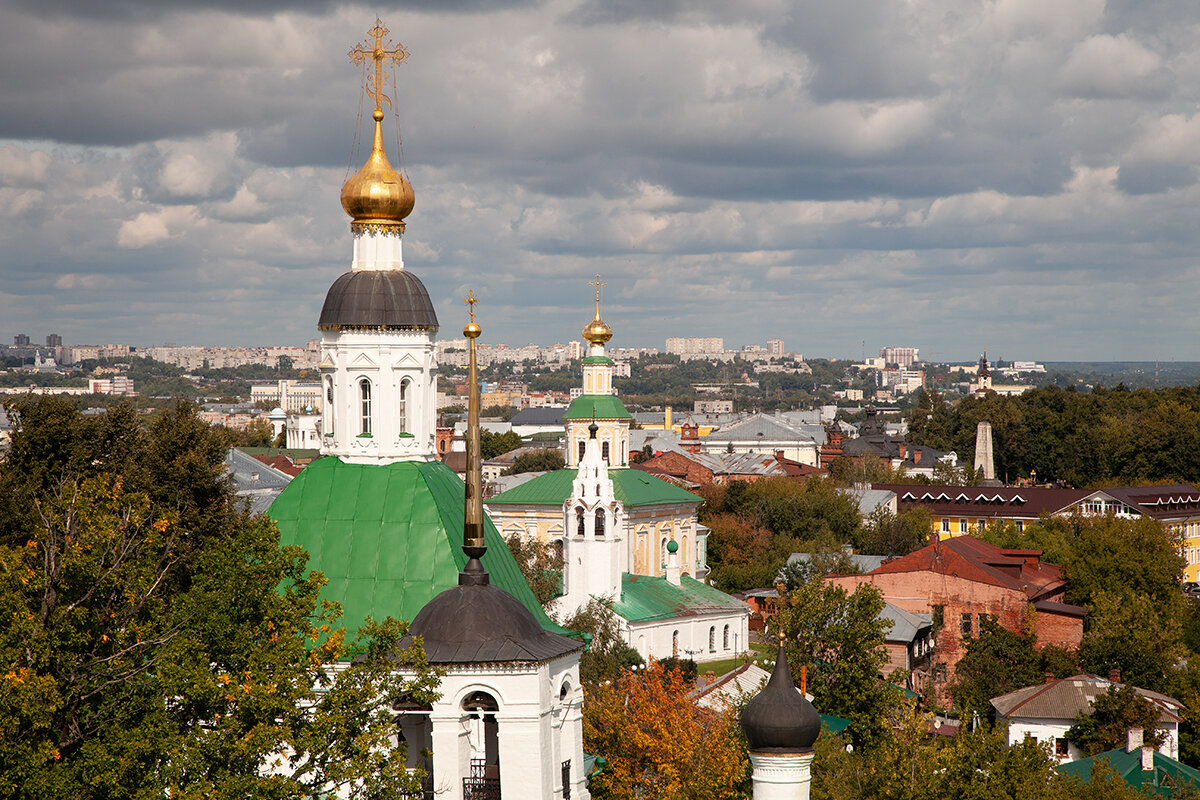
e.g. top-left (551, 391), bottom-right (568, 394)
top-left (351, 220), bottom-right (405, 236)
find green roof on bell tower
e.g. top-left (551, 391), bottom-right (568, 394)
top-left (268, 456), bottom-right (573, 641)
top-left (563, 394), bottom-right (632, 420)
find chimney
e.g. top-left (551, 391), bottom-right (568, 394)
top-left (1045, 672), bottom-right (1055, 684)
top-left (898, 442), bottom-right (907, 460)
top-left (1127, 728), bottom-right (1143, 753)
top-left (775, 449), bottom-right (786, 460)
top-left (913, 448), bottom-right (922, 465)
top-left (1142, 745), bottom-right (1154, 773)
top-left (1109, 668), bottom-right (1122, 684)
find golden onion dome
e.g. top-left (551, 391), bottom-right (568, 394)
top-left (340, 110), bottom-right (415, 227)
top-left (582, 308), bottom-right (613, 345)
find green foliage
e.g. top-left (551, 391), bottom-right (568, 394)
top-left (700, 478), bottom-right (863, 592)
top-left (1057, 515), bottom-right (1184, 608)
top-left (480, 403), bottom-right (513, 421)
top-left (0, 396), bottom-right (439, 799)
top-left (853, 507), bottom-right (931, 558)
top-left (558, 598), bottom-right (643, 688)
top-left (501, 448), bottom-right (565, 475)
top-left (479, 429), bottom-right (522, 459)
top-left (769, 572), bottom-right (900, 749)
top-left (906, 383), bottom-right (1200, 486)
top-left (1080, 590), bottom-right (1184, 694)
top-left (1066, 684), bottom-right (1166, 757)
top-left (950, 618), bottom-right (1045, 720)
top-left (503, 533), bottom-right (563, 608)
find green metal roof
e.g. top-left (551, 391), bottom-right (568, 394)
top-left (563, 394), bottom-right (632, 420)
top-left (1058, 748), bottom-right (1200, 796)
top-left (486, 468), bottom-right (702, 507)
top-left (820, 714), bottom-right (852, 734)
top-left (581, 356), bottom-right (614, 365)
top-left (610, 573), bottom-right (748, 623)
top-left (268, 457), bottom-right (575, 644)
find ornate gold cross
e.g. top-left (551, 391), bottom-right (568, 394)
top-left (348, 18), bottom-right (410, 116)
top-left (463, 289), bottom-right (480, 322)
top-left (589, 273), bottom-right (606, 304)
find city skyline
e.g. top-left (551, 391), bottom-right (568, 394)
top-left (3, 2), bottom-right (1200, 360)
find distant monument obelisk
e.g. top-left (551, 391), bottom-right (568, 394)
top-left (974, 420), bottom-right (1000, 486)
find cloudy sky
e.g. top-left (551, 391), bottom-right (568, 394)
top-left (3, 0), bottom-right (1200, 361)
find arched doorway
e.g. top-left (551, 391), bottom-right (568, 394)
top-left (462, 690), bottom-right (500, 797)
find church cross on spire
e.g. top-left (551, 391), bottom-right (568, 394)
top-left (463, 289), bottom-right (480, 323)
top-left (348, 18), bottom-right (410, 117)
top-left (589, 273), bottom-right (607, 310)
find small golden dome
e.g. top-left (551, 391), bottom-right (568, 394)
top-left (582, 309), bottom-right (612, 345)
top-left (464, 321), bottom-right (482, 339)
top-left (340, 111), bottom-right (415, 227)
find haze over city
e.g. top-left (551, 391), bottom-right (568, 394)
top-left (3, 0), bottom-right (1200, 360)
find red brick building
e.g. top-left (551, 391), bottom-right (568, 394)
top-left (826, 536), bottom-right (1085, 703)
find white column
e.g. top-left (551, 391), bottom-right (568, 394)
top-left (429, 712), bottom-right (468, 800)
top-left (748, 751), bottom-right (814, 800)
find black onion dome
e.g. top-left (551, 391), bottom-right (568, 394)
top-left (318, 270), bottom-right (439, 331)
top-left (400, 583), bottom-right (582, 663)
top-left (740, 645), bottom-right (822, 752)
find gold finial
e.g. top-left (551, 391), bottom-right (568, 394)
top-left (462, 294), bottom-right (486, 566)
top-left (348, 18), bottom-right (410, 120)
top-left (582, 274), bottom-right (613, 345)
top-left (463, 290), bottom-right (482, 338)
top-left (341, 18), bottom-right (414, 231)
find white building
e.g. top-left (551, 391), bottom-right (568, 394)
top-left (991, 673), bottom-right (1182, 763)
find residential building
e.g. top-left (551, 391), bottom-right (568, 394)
top-left (665, 336), bottom-right (724, 355)
top-left (881, 346), bottom-right (919, 369)
top-left (46, 333), bottom-right (62, 348)
top-left (992, 673), bottom-right (1182, 762)
top-left (768, 338), bottom-right (785, 357)
top-left (826, 536), bottom-right (1085, 704)
top-left (699, 413), bottom-right (824, 465)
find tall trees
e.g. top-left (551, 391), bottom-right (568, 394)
top-left (0, 397), bottom-right (438, 799)
top-left (769, 572), bottom-right (900, 749)
top-left (583, 659), bottom-right (748, 800)
top-left (1066, 685), bottom-right (1167, 757)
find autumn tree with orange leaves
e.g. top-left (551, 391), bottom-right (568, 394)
top-left (583, 659), bottom-right (750, 800)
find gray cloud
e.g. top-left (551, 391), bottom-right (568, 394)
top-left (2, 0), bottom-right (1200, 359)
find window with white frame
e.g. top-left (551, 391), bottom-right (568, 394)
top-left (359, 379), bottom-right (372, 435)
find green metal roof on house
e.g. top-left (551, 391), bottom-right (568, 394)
top-left (563, 394), bottom-right (632, 420)
top-left (1058, 748), bottom-right (1200, 796)
top-left (581, 356), bottom-right (614, 365)
top-left (486, 468), bottom-right (702, 507)
top-left (610, 573), bottom-right (748, 623)
top-left (821, 714), bottom-right (852, 734)
top-left (268, 456), bottom-right (575, 645)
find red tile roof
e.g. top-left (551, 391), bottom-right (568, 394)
top-left (868, 535), bottom-right (1067, 601)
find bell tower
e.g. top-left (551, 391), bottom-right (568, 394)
top-left (565, 275), bottom-right (632, 468)
top-left (318, 19), bottom-right (438, 464)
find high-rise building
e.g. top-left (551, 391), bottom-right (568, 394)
top-left (665, 336), bottom-right (724, 355)
top-left (881, 346), bottom-right (919, 369)
top-left (767, 338), bottom-right (784, 357)
top-left (13, 333), bottom-right (29, 346)
top-left (46, 333), bottom-right (62, 348)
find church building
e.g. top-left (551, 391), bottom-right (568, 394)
top-left (265, 21), bottom-right (586, 799)
top-left (485, 286), bottom-right (749, 663)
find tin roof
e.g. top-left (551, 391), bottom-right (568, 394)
top-left (992, 674), bottom-right (1182, 723)
top-left (1057, 747), bottom-right (1200, 795)
top-left (268, 457), bottom-right (573, 645)
top-left (563, 394), bottom-right (632, 421)
top-left (318, 270), bottom-right (439, 330)
top-left (610, 573), bottom-right (749, 623)
top-left (486, 467), bottom-right (701, 507)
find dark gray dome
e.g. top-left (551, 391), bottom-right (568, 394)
top-left (318, 270), bottom-right (439, 331)
top-left (740, 645), bottom-right (822, 752)
top-left (401, 583), bottom-right (582, 664)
